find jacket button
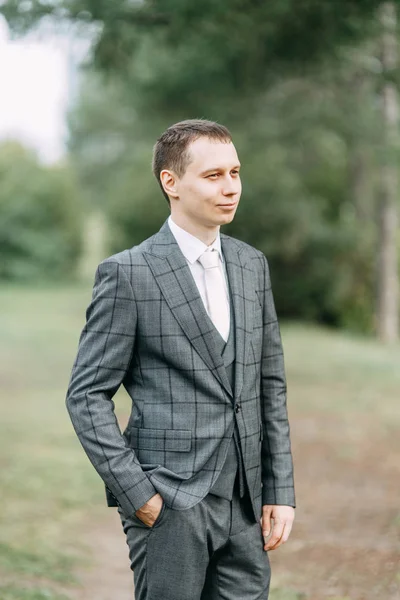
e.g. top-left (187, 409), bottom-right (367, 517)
top-left (235, 403), bottom-right (241, 413)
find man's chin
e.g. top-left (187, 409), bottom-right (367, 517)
top-left (202, 212), bottom-right (236, 228)
top-left (218, 213), bottom-right (236, 226)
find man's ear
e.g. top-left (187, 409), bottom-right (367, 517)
top-left (160, 169), bottom-right (179, 200)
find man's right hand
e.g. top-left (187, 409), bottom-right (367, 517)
top-left (134, 493), bottom-right (164, 527)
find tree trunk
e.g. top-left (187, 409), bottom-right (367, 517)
top-left (78, 209), bottom-right (108, 281)
top-left (348, 143), bottom-right (372, 222)
top-left (346, 69), bottom-right (373, 223)
top-left (376, 1), bottom-right (399, 342)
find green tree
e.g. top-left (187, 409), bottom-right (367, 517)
top-left (65, 64), bottom-right (379, 331)
top-left (0, 141), bottom-right (83, 281)
top-left (3, 0), bottom-right (398, 334)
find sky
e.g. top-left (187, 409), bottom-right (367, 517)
top-left (0, 16), bottom-right (71, 164)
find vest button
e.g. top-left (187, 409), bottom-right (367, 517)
top-left (235, 403), bottom-right (241, 413)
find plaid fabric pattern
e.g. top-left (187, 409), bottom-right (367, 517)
top-left (66, 219), bottom-right (295, 519)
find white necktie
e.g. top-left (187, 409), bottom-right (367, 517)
top-left (198, 248), bottom-right (230, 341)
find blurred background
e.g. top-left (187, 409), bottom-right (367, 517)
top-left (0, 1), bottom-right (399, 599)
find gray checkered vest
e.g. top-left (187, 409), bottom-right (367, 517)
top-left (207, 296), bottom-right (247, 500)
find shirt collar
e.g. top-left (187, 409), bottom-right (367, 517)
top-left (168, 215), bottom-right (223, 264)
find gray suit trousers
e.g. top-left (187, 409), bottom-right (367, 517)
top-left (117, 476), bottom-right (271, 600)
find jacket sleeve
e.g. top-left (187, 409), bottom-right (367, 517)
top-left (65, 258), bottom-right (157, 516)
top-left (259, 253), bottom-right (296, 508)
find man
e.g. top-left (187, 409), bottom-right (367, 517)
top-left (66, 119), bottom-right (295, 599)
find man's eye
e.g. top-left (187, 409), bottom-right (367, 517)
top-left (207, 173), bottom-right (219, 178)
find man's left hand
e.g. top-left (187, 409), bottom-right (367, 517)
top-left (261, 505), bottom-right (295, 551)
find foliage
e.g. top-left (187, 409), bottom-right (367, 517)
top-left (67, 64), bottom-right (379, 331)
top-left (0, 1), bottom-right (392, 123)
top-left (0, 141), bottom-right (83, 281)
top-left (1, 1), bottom-right (396, 331)
top-left (0, 1), bottom-right (386, 76)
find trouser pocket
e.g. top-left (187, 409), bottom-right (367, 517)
top-left (132, 500), bottom-right (168, 528)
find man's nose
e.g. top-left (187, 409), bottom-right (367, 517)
top-left (222, 176), bottom-right (240, 196)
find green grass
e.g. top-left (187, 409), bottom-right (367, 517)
top-left (0, 284), bottom-right (399, 596)
top-left (0, 585), bottom-right (69, 600)
top-left (283, 321), bottom-right (400, 424)
top-left (0, 543), bottom-right (76, 583)
top-left (0, 284), bottom-right (110, 593)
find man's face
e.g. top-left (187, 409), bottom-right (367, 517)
top-left (170, 136), bottom-right (242, 228)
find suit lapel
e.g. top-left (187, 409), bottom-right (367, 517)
top-left (143, 219), bottom-right (256, 400)
top-left (221, 234), bottom-right (255, 400)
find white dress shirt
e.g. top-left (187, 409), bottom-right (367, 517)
top-left (167, 216), bottom-right (231, 334)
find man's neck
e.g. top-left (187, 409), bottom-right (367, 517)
top-left (169, 213), bottom-right (219, 246)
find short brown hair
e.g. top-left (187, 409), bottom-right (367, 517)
top-left (152, 119), bottom-right (232, 205)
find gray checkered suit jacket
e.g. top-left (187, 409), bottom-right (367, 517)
top-left (66, 219), bottom-right (295, 520)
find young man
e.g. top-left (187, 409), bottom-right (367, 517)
top-left (66, 119), bottom-right (296, 599)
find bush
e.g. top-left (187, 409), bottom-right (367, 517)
top-left (0, 142), bottom-right (83, 282)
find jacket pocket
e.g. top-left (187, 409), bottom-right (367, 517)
top-left (129, 427), bottom-right (192, 452)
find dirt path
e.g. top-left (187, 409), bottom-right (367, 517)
top-left (69, 411), bottom-right (400, 600)
top-left (271, 412), bottom-right (400, 600)
top-left (71, 510), bottom-right (133, 600)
